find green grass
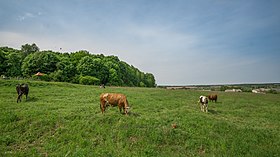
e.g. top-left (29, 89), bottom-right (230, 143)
top-left (0, 80), bottom-right (279, 156)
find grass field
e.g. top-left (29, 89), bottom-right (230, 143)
top-left (0, 80), bottom-right (280, 156)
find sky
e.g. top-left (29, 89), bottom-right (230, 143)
top-left (0, 0), bottom-right (280, 85)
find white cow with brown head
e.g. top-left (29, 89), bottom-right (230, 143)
top-left (198, 95), bottom-right (208, 113)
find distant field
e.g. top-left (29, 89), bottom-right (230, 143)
top-left (0, 80), bottom-right (279, 156)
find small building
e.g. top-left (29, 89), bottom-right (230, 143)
top-left (252, 89), bottom-right (262, 93)
top-left (225, 89), bottom-right (242, 92)
top-left (35, 72), bottom-right (44, 76)
top-left (252, 88), bottom-right (270, 94)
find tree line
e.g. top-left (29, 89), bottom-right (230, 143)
top-left (0, 43), bottom-right (156, 87)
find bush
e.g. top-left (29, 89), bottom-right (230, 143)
top-left (49, 70), bottom-right (68, 82)
top-left (70, 75), bottom-right (81, 84)
top-left (79, 76), bottom-right (100, 85)
top-left (267, 89), bottom-right (278, 94)
top-left (140, 82), bottom-right (146, 87)
top-left (220, 86), bottom-right (228, 91)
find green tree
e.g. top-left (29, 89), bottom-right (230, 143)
top-left (0, 49), bottom-right (7, 75)
top-left (21, 43), bottom-right (39, 58)
top-left (118, 61), bottom-right (132, 86)
top-left (70, 50), bottom-right (91, 66)
top-left (22, 51), bottom-right (59, 76)
top-left (144, 73), bottom-right (156, 87)
top-left (103, 56), bottom-right (122, 86)
top-left (77, 56), bottom-right (109, 84)
top-left (5, 52), bottom-right (23, 77)
top-left (52, 57), bottom-right (76, 82)
top-left (77, 56), bottom-right (96, 76)
top-left (1, 45), bottom-right (156, 87)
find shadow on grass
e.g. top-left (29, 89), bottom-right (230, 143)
top-left (209, 101), bottom-right (222, 104)
top-left (208, 109), bottom-right (220, 114)
top-left (27, 97), bottom-right (39, 102)
top-left (127, 112), bottom-right (141, 117)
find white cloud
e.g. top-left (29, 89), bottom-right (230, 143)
top-left (17, 12), bottom-right (41, 21)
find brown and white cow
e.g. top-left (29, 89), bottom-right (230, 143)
top-left (198, 95), bottom-right (208, 113)
top-left (16, 84), bottom-right (29, 103)
top-left (100, 93), bottom-right (130, 115)
top-left (207, 94), bottom-right (218, 102)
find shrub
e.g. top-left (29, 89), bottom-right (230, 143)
top-left (71, 75), bottom-right (81, 84)
top-left (140, 82), bottom-right (146, 87)
top-left (267, 89), bottom-right (278, 94)
top-left (79, 76), bottom-right (100, 85)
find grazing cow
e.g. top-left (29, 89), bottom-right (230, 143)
top-left (100, 93), bottom-right (130, 115)
top-left (198, 96), bottom-right (208, 113)
top-left (207, 94), bottom-right (218, 102)
top-left (99, 84), bottom-right (105, 88)
top-left (16, 84), bottom-right (29, 103)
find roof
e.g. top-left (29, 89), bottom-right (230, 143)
top-left (35, 72), bottom-right (44, 76)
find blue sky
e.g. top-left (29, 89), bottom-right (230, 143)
top-left (0, 0), bottom-right (279, 85)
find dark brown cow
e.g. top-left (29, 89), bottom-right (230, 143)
top-left (16, 84), bottom-right (29, 103)
top-left (100, 93), bottom-right (130, 115)
top-left (207, 94), bottom-right (218, 102)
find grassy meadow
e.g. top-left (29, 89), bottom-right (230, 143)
top-left (0, 80), bottom-right (279, 156)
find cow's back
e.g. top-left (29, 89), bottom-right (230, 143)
top-left (16, 84), bottom-right (29, 94)
top-left (208, 94), bottom-right (217, 102)
top-left (21, 84), bottom-right (29, 94)
top-left (107, 93), bottom-right (126, 106)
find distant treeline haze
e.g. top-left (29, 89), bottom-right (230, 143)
top-left (0, 43), bottom-right (156, 87)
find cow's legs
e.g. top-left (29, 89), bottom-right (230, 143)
top-left (17, 93), bottom-right (22, 103)
top-left (119, 106), bottom-right (122, 113)
top-left (118, 104), bottom-right (124, 113)
top-left (100, 101), bottom-right (106, 114)
top-left (200, 104), bottom-right (203, 112)
top-left (100, 103), bottom-right (103, 113)
top-left (202, 104), bottom-right (206, 112)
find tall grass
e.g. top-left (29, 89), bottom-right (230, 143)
top-left (0, 80), bottom-right (279, 156)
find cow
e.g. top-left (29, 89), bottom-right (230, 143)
top-left (16, 84), bottom-right (29, 103)
top-left (100, 93), bottom-right (130, 115)
top-left (99, 84), bottom-right (105, 88)
top-left (198, 95), bottom-right (208, 113)
top-left (207, 94), bottom-right (218, 102)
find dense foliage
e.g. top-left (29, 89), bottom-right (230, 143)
top-left (0, 44), bottom-right (156, 87)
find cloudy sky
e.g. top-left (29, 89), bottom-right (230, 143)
top-left (0, 0), bottom-right (279, 85)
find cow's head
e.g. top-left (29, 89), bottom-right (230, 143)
top-left (125, 106), bottom-right (130, 114)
